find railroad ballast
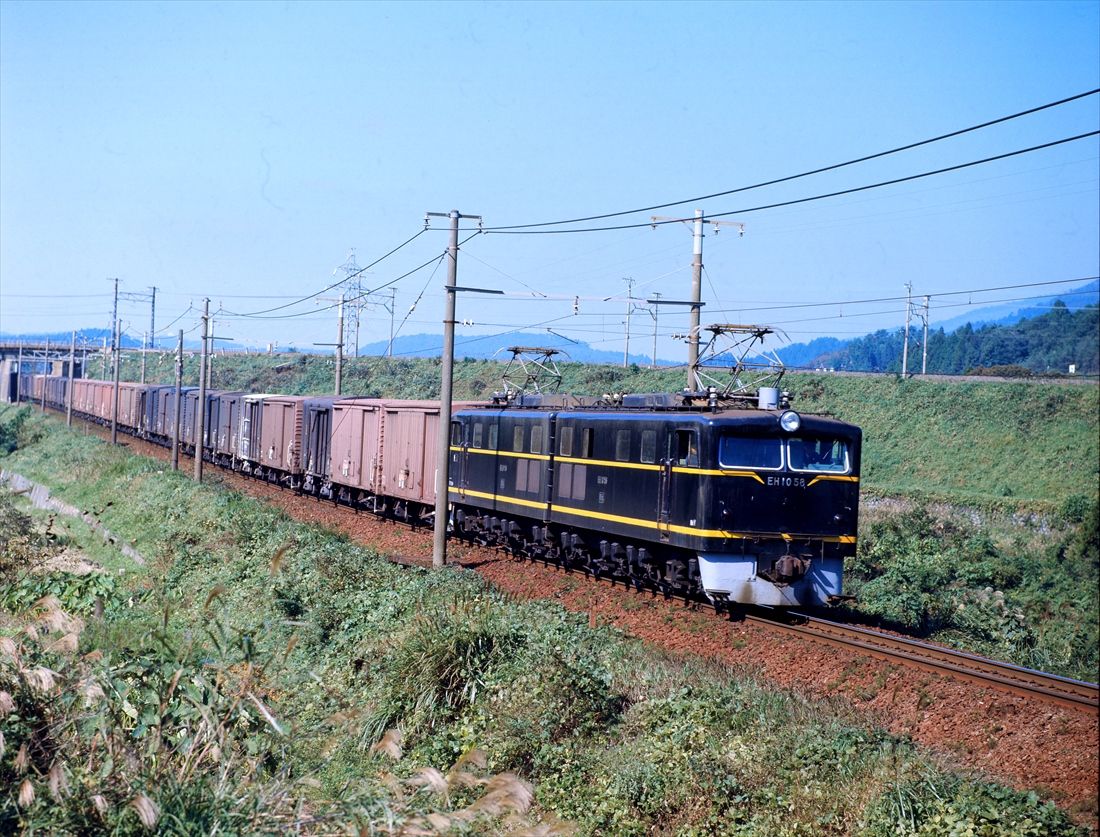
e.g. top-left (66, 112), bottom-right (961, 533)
top-left (20, 374), bottom-right (861, 608)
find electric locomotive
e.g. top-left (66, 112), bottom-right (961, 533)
top-left (448, 390), bottom-right (861, 607)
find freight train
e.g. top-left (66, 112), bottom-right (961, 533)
top-left (18, 374), bottom-right (861, 608)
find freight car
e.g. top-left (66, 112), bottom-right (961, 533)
top-left (17, 374), bottom-right (861, 608)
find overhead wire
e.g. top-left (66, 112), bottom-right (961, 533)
top-left (482, 131), bottom-right (1100, 235)
top-left (483, 88), bottom-right (1100, 231)
top-left (229, 228), bottom-right (427, 317)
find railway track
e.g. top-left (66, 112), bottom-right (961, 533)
top-left (745, 610), bottom-right (1100, 714)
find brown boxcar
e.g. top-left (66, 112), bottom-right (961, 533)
top-left (379, 400), bottom-right (481, 508)
top-left (259, 395), bottom-right (307, 476)
top-left (328, 398), bottom-right (385, 494)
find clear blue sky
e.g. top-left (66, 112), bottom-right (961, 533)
top-left (1, 0), bottom-right (1097, 361)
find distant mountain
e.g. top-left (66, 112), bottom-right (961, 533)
top-left (932, 278), bottom-right (1099, 333)
top-left (810, 302), bottom-right (1098, 374)
top-left (749, 279), bottom-right (1099, 371)
top-left (354, 332), bottom-right (676, 366)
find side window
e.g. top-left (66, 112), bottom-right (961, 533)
top-left (450, 421), bottom-right (463, 446)
top-left (640, 430), bottom-right (657, 464)
top-left (558, 462), bottom-right (573, 498)
top-left (472, 422), bottom-right (483, 448)
top-left (581, 427), bottom-right (593, 458)
top-left (513, 425), bottom-right (524, 452)
top-left (675, 429), bottom-right (699, 466)
top-left (531, 425), bottom-right (544, 454)
top-left (488, 424), bottom-right (498, 450)
top-left (615, 429), bottom-right (630, 461)
top-left (559, 425), bottom-right (574, 457)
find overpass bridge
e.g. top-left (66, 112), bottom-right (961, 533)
top-left (0, 340), bottom-right (94, 402)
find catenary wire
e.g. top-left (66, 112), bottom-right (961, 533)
top-left (481, 131), bottom-right (1100, 235)
top-left (484, 89), bottom-right (1100, 231)
top-left (230, 228), bottom-right (426, 317)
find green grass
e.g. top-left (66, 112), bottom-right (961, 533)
top-left (1, 406), bottom-right (1091, 835)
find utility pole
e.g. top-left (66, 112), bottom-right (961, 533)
top-left (148, 286), bottom-right (157, 354)
top-left (41, 337), bottom-right (50, 411)
top-left (172, 329), bottom-right (183, 471)
top-left (141, 332), bottom-right (148, 384)
top-left (101, 337), bottom-right (108, 379)
top-left (205, 313), bottom-right (214, 389)
top-left (651, 292), bottom-right (661, 369)
top-left (622, 277), bottom-right (634, 367)
top-left (901, 282), bottom-right (912, 377)
top-left (426, 209), bottom-right (481, 569)
top-left (381, 288), bottom-right (397, 357)
top-left (67, 331), bottom-right (75, 426)
top-left (111, 320), bottom-right (121, 444)
top-left (108, 278), bottom-right (119, 353)
top-left (16, 342), bottom-right (22, 401)
top-left (921, 295), bottom-right (930, 375)
top-left (689, 210), bottom-right (703, 386)
top-left (651, 211), bottom-right (744, 389)
top-left (194, 300), bottom-right (210, 482)
top-left (336, 292), bottom-right (345, 395)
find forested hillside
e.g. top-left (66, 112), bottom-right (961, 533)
top-left (811, 302), bottom-right (1098, 374)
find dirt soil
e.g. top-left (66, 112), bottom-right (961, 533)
top-left (67, 421), bottom-right (1100, 821)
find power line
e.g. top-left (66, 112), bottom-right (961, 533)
top-left (484, 131), bottom-right (1100, 235)
top-left (704, 276), bottom-right (1097, 317)
top-left (223, 250), bottom-right (443, 321)
top-left (484, 89), bottom-right (1100, 231)
top-left (230, 228), bottom-right (427, 317)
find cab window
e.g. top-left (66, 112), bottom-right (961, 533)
top-left (718, 436), bottom-right (782, 470)
top-left (450, 421), bottom-right (463, 446)
top-left (675, 429), bottom-right (699, 466)
top-left (472, 422), bottom-right (483, 448)
top-left (640, 430), bottom-right (657, 464)
top-left (787, 438), bottom-right (850, 473)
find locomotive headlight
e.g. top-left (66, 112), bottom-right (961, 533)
top-left (779, 410), bottom-right (801, 433)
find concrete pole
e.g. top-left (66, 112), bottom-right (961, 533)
top-left (67, 331), bottom-right (75, 426)
top-left (194, 299), bottom-right (209, 482)
top-left (102, 337), bottom-right (108, 379)
top-left (141, 332), bottom-right (147, 384)
top-left (651, 292), bottom-right (661, 369)
top-left (111, 320), bottom-right (121, 444)
top-left (901, 282), bottom-right (912, 377)
top-left (433, 210), bottom-right (461, 569)
top-left (688, 209), bottom-right (704, 389)
top-left (921, 295), bottom-right (930, 375)
top-left (172, 329), bottom-right (183, 471)
top-left (388, 288), bottom-right (396, 358)
top-left (16, 342), bottom-right (22, 402)
top-left (623, 277), bottom-right (634, 368)
top-left (335, 292), bottom-right (344, 396)
top-left (41, 337), bottom-right (50, 411)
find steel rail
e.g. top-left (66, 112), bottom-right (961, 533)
top-left (747, 611), bottom-right (1099, 714)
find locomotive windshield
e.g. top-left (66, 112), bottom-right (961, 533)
top-left (787, 437), bottom-right (850, 473)
top-left (719, 435), bottom-right (850, 473)
top-left (718, 436), bottom-right (782, 470)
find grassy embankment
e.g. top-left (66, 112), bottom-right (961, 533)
top-left (111, 353), bottom-right (1100, 679)
top-left (0, 405), bottom-right (1089, 835)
